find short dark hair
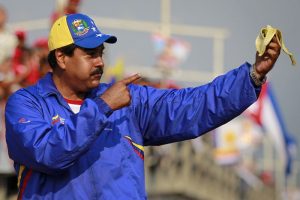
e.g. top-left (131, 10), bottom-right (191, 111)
top-left (47, 44), bottom-right (105, 70)
top-left (47, 43), bottom-right (77, 70)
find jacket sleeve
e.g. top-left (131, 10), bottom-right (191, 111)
top-left (5, 93), bottom-right (112, 175)
top-left (132, 62), bottom-right (260, 146)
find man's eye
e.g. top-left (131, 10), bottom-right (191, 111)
top-left (88, 53), bottom-right (101, 58)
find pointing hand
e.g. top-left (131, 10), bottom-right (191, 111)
top-left (100, 74), bottom-right (141, 110)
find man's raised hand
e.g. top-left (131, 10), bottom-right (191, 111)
top-left (100, 74), bottom-right (141, 110)
top-left (254, 35), bottom-right (281, 79)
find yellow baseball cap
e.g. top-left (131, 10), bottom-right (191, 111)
top-left (48, 13), bottom-right (117, 51)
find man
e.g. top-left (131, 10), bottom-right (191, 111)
top-left (5, 13), bottom-right (281, 199)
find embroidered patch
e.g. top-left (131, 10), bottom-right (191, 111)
top-left (51, 114), bottom-right (65, 125)
top-left (18, 118), bottom-right (31, 124)
top-left (71, 19), bottom-right (89, 36)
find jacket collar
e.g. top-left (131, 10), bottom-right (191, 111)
top-left (37, 72), bottom-right (60, 97)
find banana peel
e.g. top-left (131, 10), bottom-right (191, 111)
top-left (255, 25), bottom-right (296, 65)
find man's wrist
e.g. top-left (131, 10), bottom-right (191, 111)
top-left (94, 97), bottom-right (114, 117)
top-left (250, 64), bottom-right (267, 87)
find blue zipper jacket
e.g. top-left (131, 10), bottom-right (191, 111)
top-left (5, 62), bottom-right (259, 199)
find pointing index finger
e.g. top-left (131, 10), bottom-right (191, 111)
top-left (121, 73), bottom-right (141, 85)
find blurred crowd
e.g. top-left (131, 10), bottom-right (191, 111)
top-left (0, 1), bottom-right (82, 199)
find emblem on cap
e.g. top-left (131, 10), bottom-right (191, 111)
top-left (71, 19), bottom-right (89, 36)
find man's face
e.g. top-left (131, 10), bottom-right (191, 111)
top-left (63, 45), bottom-right (105, 92)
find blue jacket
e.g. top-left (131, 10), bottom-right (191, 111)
top-left (5, 62), bottom-right (259, 199)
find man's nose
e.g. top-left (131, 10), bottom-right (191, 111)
top-left (94, 56), bottom-right (104, 67)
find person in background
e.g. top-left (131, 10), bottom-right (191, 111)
top-left (33, 37), bottom-right (52, 78)
top-left (12, 30), bottom-right (31, 85)
top-left (13, 33), bottom-right (45, 87)
top-left (5, 13), bottom-right (281, 199)
top-left (12, 30), bottom-right (27, 74)
top-left (51, 0), bottom-right (81, 25)
top-left (0, 56), bottom-right (19, 200)
top-left (0, 5), bottom-right (17, 66)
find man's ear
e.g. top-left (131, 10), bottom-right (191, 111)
top-left (55, 50), bottom-right (66, 70)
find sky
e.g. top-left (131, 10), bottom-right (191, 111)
top-left (1, 0), bottom-right (299, 146)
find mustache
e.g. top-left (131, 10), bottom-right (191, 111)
top-left (90, 68), bottom-right (103, 76)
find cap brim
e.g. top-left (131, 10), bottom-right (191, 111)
top-left (74, 34), bottom-right (117, 49)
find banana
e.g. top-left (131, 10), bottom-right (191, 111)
top-left (255, 25), bottom-right (296, 65)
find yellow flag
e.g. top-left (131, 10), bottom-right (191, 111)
top-left (106, 58), bottom-right (125, 81)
